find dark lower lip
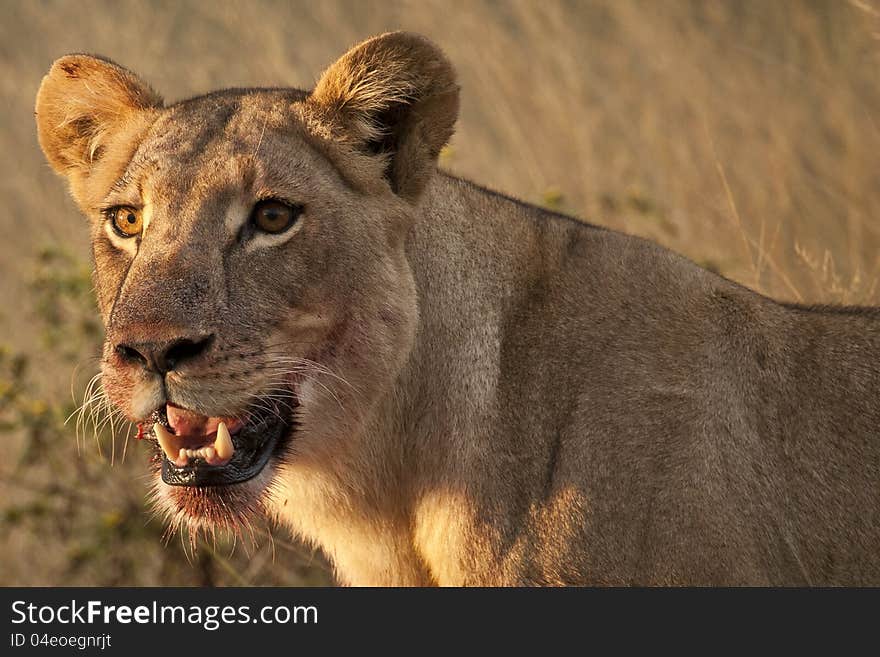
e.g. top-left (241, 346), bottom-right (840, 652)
top-left (158, 401), bottom-right (296, 487)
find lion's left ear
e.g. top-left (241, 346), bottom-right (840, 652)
top-left (35, 55), bottom-right (163, 207)
top-left (306, 32), bottom-right (459, 201)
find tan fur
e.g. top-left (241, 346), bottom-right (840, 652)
top-left (36, 32), bottom-right (880, 586)
top-left (35, 55), bottom-right (163, 208)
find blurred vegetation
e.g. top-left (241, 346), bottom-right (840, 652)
top-left (1, 0), bottom-right (879, 585)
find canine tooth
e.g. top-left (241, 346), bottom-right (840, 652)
top-left (215, 421), bottom-right (234, 460)
top-left (154, 424), bottom-right (179, 463)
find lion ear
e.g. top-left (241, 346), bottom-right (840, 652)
top-left (35, 55), bottom-right (162, 203)
top-left (306, 32), bottom-right (459, 201)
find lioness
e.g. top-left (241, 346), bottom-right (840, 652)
top-left (35, 32), bottom-right (879, 586)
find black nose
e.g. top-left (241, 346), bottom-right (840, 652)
top-left (115, 334), bottom-right (214, 374)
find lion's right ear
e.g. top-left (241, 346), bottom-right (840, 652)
top-left (305, 32), bottom-right (459, 201)
top-left (35, 55), bottom-right (162, 204)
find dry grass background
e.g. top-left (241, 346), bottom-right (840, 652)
top-left (1, 0), bottom-right (879, 585)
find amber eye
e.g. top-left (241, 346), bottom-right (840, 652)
top-left (250, 199), bottom-right (301, 234)
top-left (109, 207), bottom-right (143, 238)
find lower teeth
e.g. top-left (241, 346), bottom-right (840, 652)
top-left (154, 422), bottom-right (232, 466)
top-left (179, 447), bottom-right (216, 461)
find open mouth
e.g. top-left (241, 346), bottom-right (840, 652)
top-left (145, 393), bottom-right (297, 488)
